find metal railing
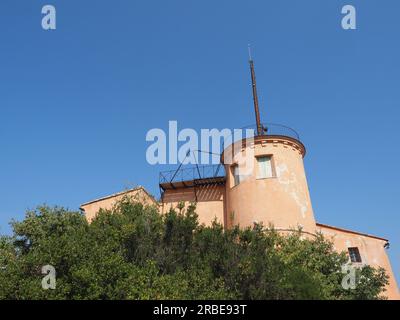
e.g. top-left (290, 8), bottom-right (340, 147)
top-left (226, 123), bottom-right (300, 144)
top-left (242, 123), bottom-right (300, 141)
top-left (158, 123), bottom-right (300, 186)
top-left (220, 122), bottom-right (301, 153)
top-left (159, 164), bottom-right (225, 185)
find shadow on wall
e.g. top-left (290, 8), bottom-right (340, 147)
top-left (162, 185), bottom-right (224, 203)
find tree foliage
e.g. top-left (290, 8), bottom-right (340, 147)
top-left (0, 198), bottom-right (389, 300)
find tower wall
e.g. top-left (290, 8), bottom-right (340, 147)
top-left (223, 135), bottom-right (316, 233)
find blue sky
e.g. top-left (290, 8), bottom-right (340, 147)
top-left (0, 1), bottom-right (399, 284)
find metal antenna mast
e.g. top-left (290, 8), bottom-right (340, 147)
top-left (248, 45), bottom-right (263, 136)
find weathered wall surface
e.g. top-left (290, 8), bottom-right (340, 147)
top-left (223, 136), bottom-right (316, 233)
top-left (81, 187), bottom-right (158, 222)
top-left (79, 142), bottom-right (399, 300)
top-left (317, 224), bottom-right (400, 300)
top-left (161, 184), bottom-right (226, 226)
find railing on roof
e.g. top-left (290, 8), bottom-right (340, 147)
top-left (239, 122), bottom-right (300, 141)
top-left (249, 123), bottom-right (300, 140)
top-left (159, 164), bottom-right (225, 185)
top-left (221, 122), bottom-right (301, 152)
top-left (158, 123), bottom-right (300, 188)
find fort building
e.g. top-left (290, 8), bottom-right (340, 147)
top-left (80, 58), bottom-right (400, 300)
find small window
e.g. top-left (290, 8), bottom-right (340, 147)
top-left (348, 247), bottom-right (362, 263)
top-left (233, 165), bottom-right (241, 186)
top-left (257, 156), bottom-right (273, 179)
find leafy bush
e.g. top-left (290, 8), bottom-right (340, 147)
top-left (0, 198), bottom-right (388, 300)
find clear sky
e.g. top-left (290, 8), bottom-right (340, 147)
top-left (0, 1), bottom-right (399, 284)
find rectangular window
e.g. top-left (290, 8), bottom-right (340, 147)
top-left (348, 247), bottom-right (362, 263)
top-left (233, 165), bottom-right (240, 186)
top-left (257, 156), bottom-right (273, 179)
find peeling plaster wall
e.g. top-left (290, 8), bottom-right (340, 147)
top-left (317, 224), bottom-right (400, 300)
top-left (79, 135), bottom-right (399, 300)
top-left (223, 137), bottom-right (317, 233)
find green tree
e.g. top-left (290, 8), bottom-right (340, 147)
top-left (0, 198), bottom-right (389, 300)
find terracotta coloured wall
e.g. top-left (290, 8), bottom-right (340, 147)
top-left (161, 184), bottom-right (226, 226)
top-left (80, 142), bottom-right (399, 299)
top-left (317, 224), bottom-right (400, 300)
top-left (81, 187), bottom-right (158, 222)
top-left (223, 136), bottom-right (316, 233)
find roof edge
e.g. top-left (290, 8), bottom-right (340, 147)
top-left (80, 186), bottom-right (158, 210)
top-left (316, 222), bottom-right (388, 242)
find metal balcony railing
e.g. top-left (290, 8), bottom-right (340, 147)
top-left (159, 164), bottom-right (225, 185)
top-left (244, 123), bottom-right (300, 140)
top-left (219, 122), bottom-right (301, 154)
top-left (230, 123), bottom-right (301, 142)
top-left (158, 123), bottom-right (300, 189)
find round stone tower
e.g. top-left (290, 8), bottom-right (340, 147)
top-left (219, 52), bottom-right (317, 233)
top-left (221, 130), bottom-right (317, 234)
